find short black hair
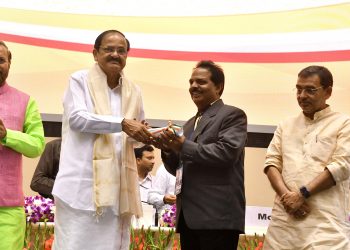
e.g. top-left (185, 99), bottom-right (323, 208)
top-left (0, 41), bottom-right (12, 62)
top-left (134, 145), bottom-right (154, 159)
top-left (94, 30), bottom-right (130, 51)
top-left (298, 65), bottom-right (333, 88)
top-left (195, 60), bottom-right (225, 95)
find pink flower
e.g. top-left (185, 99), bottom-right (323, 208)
top-left (24, 195), bottom-right (55, 223)
top-left (159, 204), bottom-right (176, 227)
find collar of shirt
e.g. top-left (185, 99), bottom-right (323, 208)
top-left (196, 98), bottom-right (221, 117)
top-left (304, 105), bottom-right (331, 122)
top-left (139, 173), bottom-right (153, 185)
top-left (109, 74), bottom-right (124, 91)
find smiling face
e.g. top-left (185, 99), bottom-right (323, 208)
top-left (296, 74), bottom-right (332, 119)
top-left (93, 32), bottom-right (128, 78)
top-left (189, 67), bottom-right (223, 112)
top-left (0, 45), bottom-right (11, 87)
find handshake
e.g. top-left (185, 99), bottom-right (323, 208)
top-left (122, 118), bottom-right (185, 152)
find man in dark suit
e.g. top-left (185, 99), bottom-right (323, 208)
top-left (157, 60), bottom-right (247, 250)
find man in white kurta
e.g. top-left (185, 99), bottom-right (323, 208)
top-left (52, 30), bottom-right (153, 250)
top-left (263, 66), bottom-right (350, 250)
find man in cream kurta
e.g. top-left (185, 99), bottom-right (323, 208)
top-left (52, 30), bottom-right (153, 250)
top-left (263, 66), bottom-right (350, 250)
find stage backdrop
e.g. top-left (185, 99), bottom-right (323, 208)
top-left (1, 0), bottom-right (350, 208)
top-left (0, 0), bottom-right (349, 126)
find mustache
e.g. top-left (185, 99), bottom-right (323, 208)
top-left (190, 88), bottom-right (200, 93)
top-left (108, 58), bottom-right (122, 63)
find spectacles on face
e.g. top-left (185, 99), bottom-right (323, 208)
top-left (294, 86), bottom-right (324, 95)
top-left (99, 46), bottom-right (127, 56)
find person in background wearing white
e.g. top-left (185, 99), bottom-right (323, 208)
top-left (134, 144), bottom-right (156, 203)
top-left (148, 164), bottom-right (176, 219)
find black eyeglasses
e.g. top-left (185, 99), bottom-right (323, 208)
top-left (294, 86), bottom-right (323, 95)
top-left (99, 46), bottom-right (127, 56)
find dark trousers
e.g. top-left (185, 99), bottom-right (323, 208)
top-left (178, 211), bottom-right (240, 250)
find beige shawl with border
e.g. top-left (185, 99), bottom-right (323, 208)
top-left (87, 63), bottom-right (142, 218)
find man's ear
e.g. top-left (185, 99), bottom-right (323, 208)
top-left (216, 83), bottom-right (224, 96)
top-left (325, 86), bottom-right (332, 100)
top-left (8, 51), bottom-right (12, 65)
top-left (136, 157), bottom-right (141, 164)
top-left (92, 49), bottom-right (98, 62)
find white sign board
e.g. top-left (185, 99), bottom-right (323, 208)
top-left (244, 206), bottom-right (272, 235)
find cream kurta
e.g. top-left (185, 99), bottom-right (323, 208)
top-left (264, 107), bottom-right (350, 250)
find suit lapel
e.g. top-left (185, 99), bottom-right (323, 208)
top-left (192, 100), bottom-right (224, 142)
top-left (183, 116), bottom-right (196, 140)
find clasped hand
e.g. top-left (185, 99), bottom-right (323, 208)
top-left (281, 191), bottom-right (310, 219)
top-left (121, 119), bottom-right (153, 144)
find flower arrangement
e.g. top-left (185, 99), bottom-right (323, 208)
top-left (129, 226), bottom-right (179, 250)
top-left (24, 220), bottom-right (54, 250)
top-left (24, 195), bottom-right (55, 223)
top-left (159, 204), bottom-right (176, 228)
top-left (238, 234), bottom-right (264, 250)
top-left (22, 196), bottom-right (264, 250)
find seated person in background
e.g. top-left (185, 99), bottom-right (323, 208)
top-left (134, 145), bottom-right (155, 203)
top-left (148, 164), bottom-right (176, 214)
top-left (30, 138), bottom-right (61, 199)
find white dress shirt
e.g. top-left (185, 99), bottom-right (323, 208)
top-left (52, 69), bottom-right (144, 212)
top-left (147, 164), bottom-right (176, 210)
top-left (139, 174), bottom-right (153, 203)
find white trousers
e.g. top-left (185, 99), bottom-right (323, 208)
top-left (53, 197), bottom-right (131, 250)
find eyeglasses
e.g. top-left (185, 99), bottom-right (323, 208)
top-left (99, 46), bottom-right (127, 56)
top-left (294, 86), bottom-right (324, 95)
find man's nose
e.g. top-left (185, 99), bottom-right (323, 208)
top-left (190, 81), bottom-right (199, 88)
top-left (110, 50), bottom-right (120, 57)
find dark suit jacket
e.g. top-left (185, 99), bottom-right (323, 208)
top-left (30, 138), bottom-right (61, 199)
top-left (162, 99), bottom-right (247, 233)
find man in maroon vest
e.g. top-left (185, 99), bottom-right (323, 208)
top-left (0, 41), bottom-right (45, 250)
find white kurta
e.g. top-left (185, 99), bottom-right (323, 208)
top-left (263, 107), bottom-right (350, 250)
top-left (53, 197), bottom-right (131, 250)
top-left (52, 69), bottom-right (144, 250)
